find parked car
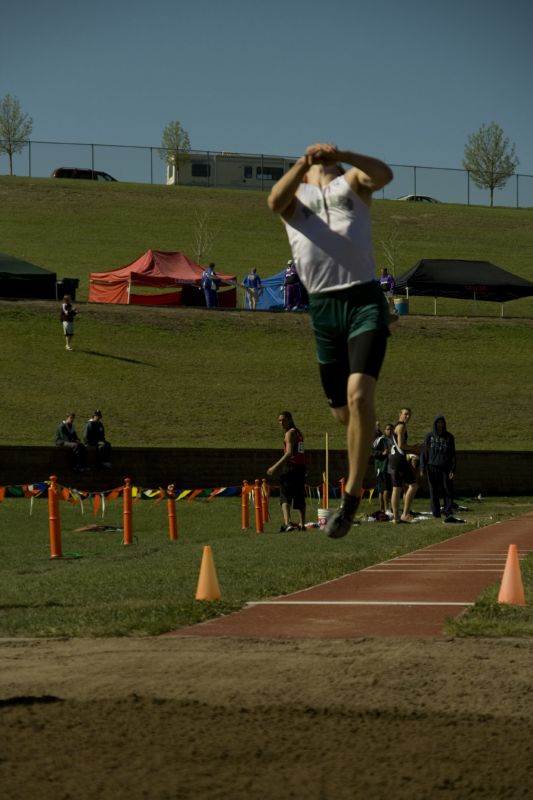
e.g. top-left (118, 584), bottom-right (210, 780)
top-left (396, 194), bottom-right (439, 202)
top-left (51, 167), bottom-right (117, 181)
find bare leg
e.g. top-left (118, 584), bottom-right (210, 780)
top-left (281, 502), bottom-right (292, 527)
top-left (327, 374), bottom-right (377, 538)
top-left (402, 483), bottom-right (418, 519)
top-left (331, 373), bottom-right (376, 497)
top-left (391, 486), bottom-right (402, 521)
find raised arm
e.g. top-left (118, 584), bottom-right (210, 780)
top-left (336, 149), bottom-right (393, 193)
top-left (267, 156), bottom-right (310, 216)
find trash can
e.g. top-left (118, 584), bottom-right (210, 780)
top-left (394, 297), bottom-right (409, 315)
top-left (56, 278), bottom-right (79, 301)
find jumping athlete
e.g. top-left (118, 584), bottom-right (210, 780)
top-left (268, 143), bottom-right (393, 538)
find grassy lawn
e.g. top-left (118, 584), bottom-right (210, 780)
top-left (0, 495), bottom-right (531, 638)
top-left (1, 304), bottom-right (533, 451)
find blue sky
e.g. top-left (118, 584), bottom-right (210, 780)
top-left (2, 0), bottom-right (532, 175)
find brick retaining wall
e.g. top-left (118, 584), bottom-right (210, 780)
top-left (0, 446), bottom-right (531, 496)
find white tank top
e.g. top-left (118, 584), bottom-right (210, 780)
top-left (283, 176), bottom-right (376, 294)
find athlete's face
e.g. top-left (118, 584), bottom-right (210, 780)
top-left (399, 409), bottom-right (411, 423)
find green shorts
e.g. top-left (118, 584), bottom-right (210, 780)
top-left (309, 281), bottom-right (390, 365)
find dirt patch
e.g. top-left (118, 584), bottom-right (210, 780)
top-left (1, 636), bottom-right (532, 799)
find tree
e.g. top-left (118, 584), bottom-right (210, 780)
top-left (0, 94), bottom-right (33, 176)
top-left (159, 120), bottom-right (191, 185)
top-left (380, 221), bottom-right (403, 277)
top-left (192, 208), bottom-right (219, 264)
top-left (463, 122), bottom-right (519, 207)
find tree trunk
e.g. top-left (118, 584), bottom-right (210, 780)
top-left (9, 151), bottom-right (13, 176)
top-left (490, 187), bottom-right (494, 207)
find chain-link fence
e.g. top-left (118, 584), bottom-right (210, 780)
top-left (2, 139), bottom-right (533, 207)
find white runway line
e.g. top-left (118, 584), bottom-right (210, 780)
top-left (365, 569), bottom-right (502, 573)
top-left (247, 600), bottom-right (474, 607)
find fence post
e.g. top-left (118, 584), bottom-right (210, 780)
top-left (123, 477), bottom-right (133, 545)
top-left (241, 480), bottom-right (250, 529)
top-left (167, 484), bottom-right (178, 541)
top-left (254, 479), bottom-right (264, 533)
top-left (48, 475), bottom-right (63, 559)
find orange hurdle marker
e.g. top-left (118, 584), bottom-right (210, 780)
top-left (498, 544), bottom-right (526, 605)
top-left (195, 545), bottom-right (221, 601)
top-left (254, 479), bottom-right (264, 533)
top-left (123, 477), bottom-right (133, 545)
top-left (241, 480), bottom-right (250, 529)
top-left (167, 484), bottom-right (178, 541)
top-left (48, 475), bottom-right (63, 559)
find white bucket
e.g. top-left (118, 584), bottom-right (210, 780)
top-left (317, 508), bottom-right (333, 528)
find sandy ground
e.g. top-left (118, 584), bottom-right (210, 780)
top-left (1, 636), bottom-right (533, 799)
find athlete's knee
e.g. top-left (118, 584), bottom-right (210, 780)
top-left (347, 374), bottom-right (376, 418)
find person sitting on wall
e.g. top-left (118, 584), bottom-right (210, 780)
top-left (55, 412), bottom-right (88, 472)
top-left (83, 409), bottom-right (112, 468)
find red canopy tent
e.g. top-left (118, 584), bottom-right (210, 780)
top-left (89, 250), bottom-right (237, 307)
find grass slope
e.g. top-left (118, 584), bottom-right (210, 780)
top-left (1, 176), bottom-right (533, 451)
top-left (1, 302), bottom-right (533, 450)
top-left (2, 175), bottom-right (533, 315)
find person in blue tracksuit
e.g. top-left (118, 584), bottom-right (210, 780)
top-left (420, 415), bottom-right (459, 522)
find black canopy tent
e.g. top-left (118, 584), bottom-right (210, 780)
top-left (0, 254), bottom-right (79, 300)
top-left (394, 259), bottom-right (533, 315)
top-left (0, 253), bottom-right (58, 299)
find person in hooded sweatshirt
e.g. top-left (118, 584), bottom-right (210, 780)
top-left (420, 415), bottom-right (459, 522)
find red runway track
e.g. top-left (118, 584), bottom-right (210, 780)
top-left (172, 513), bottom-right (533, 639)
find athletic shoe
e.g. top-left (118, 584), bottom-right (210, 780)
top-left (285, 524), bottom-right (296, 532)
top-left (444, 515), bottom-right (464, 523)
top-left (326, 494), bottom-right (360, 539)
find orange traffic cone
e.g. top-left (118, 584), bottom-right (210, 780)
top-left (498, 544), bottom-right (526, 605)
top-left (195, 545), bottom-right (221, 601)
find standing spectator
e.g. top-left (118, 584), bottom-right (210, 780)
top-left (372, 422), bottom-right (394, 515)
top-left (60, 294), bottom-right (77, 351)
top-left (380, 268), bottom-right (398, 320)
top-left (283, 259), bottom-right (303, 310)
top-left (202, 263), bottom-right (220, 308)
top-left (379, 267), bottom-right (396, 297)
top-left (242, 268), bottom-right (262, 310)
top-left (55, 412), bottom-right (88, 472)
top-left (267, 411), bottom-right (306, 531)
top-left (390, 407), bottom-right (418, 523)
top-left (267, 142), bottom-right (393, 538)
top-left (420, 415), bottom-right (460, 522)
top-left (84, 409), bottom-right (112, 468)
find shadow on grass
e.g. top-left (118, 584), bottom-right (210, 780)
top-left (79, 349), bottom-right (156, 366)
